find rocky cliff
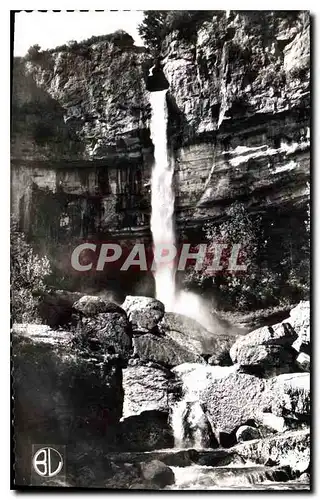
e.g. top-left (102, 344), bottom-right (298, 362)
top-left (11, 12), bottom-right (310, 295)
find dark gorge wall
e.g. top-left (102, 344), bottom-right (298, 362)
top-left (11, 14), bottom-right (310, 299)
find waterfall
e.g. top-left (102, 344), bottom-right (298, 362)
top-left (150, 90), bottom-right (176, 309)
top-left (171, 363), bottom-right (237, 449)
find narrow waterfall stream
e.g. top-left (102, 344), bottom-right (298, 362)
top-left (150, 89), bottom-right (176, 310)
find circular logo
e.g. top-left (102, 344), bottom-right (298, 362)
top-left (32, 447), bottom-right (63, 477)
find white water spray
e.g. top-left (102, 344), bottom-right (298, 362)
top-left (150, 90), bottom-right (176, 309)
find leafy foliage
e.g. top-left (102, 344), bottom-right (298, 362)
top-left (184, 203), bottom-right (309, 311)
top-left (11, 216), bottom-right (51, 323)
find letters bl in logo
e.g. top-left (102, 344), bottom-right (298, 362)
top-left (31, 445), bottom-right (65, 484)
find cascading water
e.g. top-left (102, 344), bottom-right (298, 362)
top-left (150, 90), bottom-right (176, 310)
top-left (171, 363), bottom-right (237, 449)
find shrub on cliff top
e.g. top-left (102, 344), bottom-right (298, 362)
top-left (11, 216), bottom-right (51, 323)
top-left (138, 11), bottom-right (217, 54)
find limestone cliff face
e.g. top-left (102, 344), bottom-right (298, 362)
top-left (162, 11), bottom-right (310, 226)
top-left (11, 13), bottom-right (310, 292)
top-left (12, 32), bottom-right (153, 242)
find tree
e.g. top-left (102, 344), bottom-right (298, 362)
top-left (11, 216), bottom-right (51, 323)
top-left (138, 11), bottom-right (168, 54)
top-left (26, 44), bottom-right (41, 61)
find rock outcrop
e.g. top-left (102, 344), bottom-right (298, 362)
top-left (122, 295), bottom-right (165, 332)
top-left (119, 410), bottom-right (174, 452)
top-left (72, 296), bottom-right (132, 358)
top-left (133, 333), bottom-right (203, 368)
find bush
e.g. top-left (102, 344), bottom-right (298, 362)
top-left (138, 11), bottom-right (216, 54)
top-left (25, 44), bottom-right (42, 61)
top-left (183, 203), bottom-right (309, 311)
top-left (11, 216), bottom-right (51, 323)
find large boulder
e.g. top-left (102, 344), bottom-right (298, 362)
top-left (236, 425), bottom-right (261, 443)
top-left (37, 289), bottom-right (85, 326)
top-left (133, 334), bottom-right (203, 368)
top-left (231, 429), bottom-right (310, 474)
top-left (122, 296), bottom-right (165, 332)
top-left (264, 373), bottom-right (310, 421)
top-left (286, 301), bottom-right (310, 354)
top-left (118, 410), bottom-right (174, 451)
top-left (160, 312), bottom-right (237, 365)
top-left (199, 371), bottom-right (266, 436)
top-left (73, 295), bottom-right (125, 316)
top-left (122, 363), bottom-right (179, 418)
top-left (71, 295), bottom-right (132, 357)
top-left (230, 322), bottom-right (298, 372)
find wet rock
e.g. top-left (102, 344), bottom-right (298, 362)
top-left (172, 464), bottom-right (292, 490)
top-left (288, 301), bottom-right (310, 354)
top-left (122, 296), bottom-right (165, 332)
top-left (160, 312), bottom-right (237, 364)
top-left (74, 312), bottom-right (132, 358)
top-left (296, 352), bottom-right (310, 372)
top-left (264, 373), bottom-right (310, 421)
top-left (118, 410), bottom-right (174, 451)
top-left (236, 425), bottom-right (261, 443)
top-left (230, 322), bottom-right (298, 372)
top-left (133, 333), bottom-right (203, 368)
top-left (232, 344), bottom-right (296, 373)
top-left (37, 289), bottom-right (85, 326)
top-left (199, 370), bottom-right (266, 435)
top-left (122, 364), bottom-right (179, 418)
top-left (140, 460), bottom-right (175, 489)
top-left (73, 295), bottom-right (125, 316)
top-left (255, 412), bottom-right (288, 434)
top-left (12, 323), bottom-right (124, 485)
top-left (171, 400), bottom-right (218, 449)
top-left (297, 472), bottom-right (310, 483)
top-left (231, 429), bottom-right (310, 474)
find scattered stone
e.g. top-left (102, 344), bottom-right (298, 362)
top-left (297, 472), bottom-right (310, 483)
top-left (230, 322), bottom-right (297, 369)
top-left (133, 334), bottom-right (203, 368)
top-left (199, 371), bottom-right (266, 435)
top-left (231, 429), bottom-right (310, 474)
top-left (236, 425), bottom-right (261, 443)
top-left (286, 301), bottom-right (310, 354)
top-left (296, 352), bottom-right (310, 372)
top-left (122, 296), bottom-right (165, 332)
top-left (255, 412), bottom-right (288, 434)
top-left (231, 344), bottom-right (296, 372)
